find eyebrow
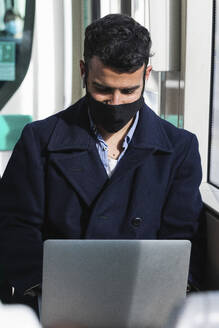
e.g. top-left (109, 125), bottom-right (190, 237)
top-left (92, 81), bottom-right (140, 92)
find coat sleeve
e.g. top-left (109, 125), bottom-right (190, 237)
top-left (0, 124), bottom-right (45, 295)
top-left (158, 134), bottom-right (206, 289)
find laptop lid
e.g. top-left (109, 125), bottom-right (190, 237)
top-left (41, 240), bottom-right (191, 328)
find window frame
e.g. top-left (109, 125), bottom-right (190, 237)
top-left (184, 0), bottom-right (219, 214)
top-left (208, 0), bottom-right (219, 190)
top-left (0, 0), bottom-right (35, 111)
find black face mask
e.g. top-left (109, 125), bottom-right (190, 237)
top-left (86, 93), bottom-right (145, 133)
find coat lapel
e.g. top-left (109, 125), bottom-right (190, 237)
top-left (108, 103), bottom-right (173, 185)
top-left (47, 99), bottom-right (108, 206)
top-left (46, 99), bottom-right (174, 205)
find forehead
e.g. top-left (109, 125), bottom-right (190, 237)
top-left (88, 56), bottom-right (145, 88)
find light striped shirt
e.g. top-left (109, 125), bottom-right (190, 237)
top-left (88, 109), bottom-right (139, 177)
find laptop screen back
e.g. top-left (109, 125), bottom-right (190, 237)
top-left (41, 239), bottom-right (191, 328)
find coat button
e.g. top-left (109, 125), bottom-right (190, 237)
top-left (131, 217), bottom-right (143, 227)
top-left (98, 216), bottom-right (108, 220)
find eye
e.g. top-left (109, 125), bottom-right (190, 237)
top-left (122, 88), bottom-right (135, 95)
top-left (95, 86), bottom-right (112, 94)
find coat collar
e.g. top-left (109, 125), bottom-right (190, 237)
top-left (47, 98), bottom-right (94, 152)
top-left (46, 97), bottom-right (173, 207)
top-left (47, 97), bottom-right (173, 154)
top-left (131, 103), bottom-right (173, 153)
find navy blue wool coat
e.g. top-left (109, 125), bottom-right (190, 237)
top-left (0, 97), bottom-right (205, 297)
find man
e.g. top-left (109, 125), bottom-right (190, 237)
top-left (0, 14), bottom-right (204, 310)
top-left (0, 9), bottom-right (24, 39)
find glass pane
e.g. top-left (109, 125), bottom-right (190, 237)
top-left (83, 0), bottom-right (101, 29)
top-left (0, 0), bottom-right (35, 110)
top-left (161, 71), bottom-right (183, 128)
top-left (209, 0), bottom-right (219, 188)
top-left (100, 0), bottom-right (121, 17)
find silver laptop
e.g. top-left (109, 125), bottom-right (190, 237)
top-left (41, 240), bottom-right (191, 328)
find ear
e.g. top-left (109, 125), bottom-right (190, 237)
top-left (80, 60), bottom-right (86, 77)
top-left (145, 65), bottom-right (152, 80)
top-left (80, 60), bottom-right (86, 88)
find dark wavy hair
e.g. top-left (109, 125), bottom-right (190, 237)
top-left (4, 9), bottom-right (22, 23)
top-left (84, 14), bottom-right (152, 73)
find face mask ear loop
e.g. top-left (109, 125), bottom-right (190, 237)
top-left (141, 65), bottom-right (147, 97)
top-left (84, 62), bottom-right (89, 91)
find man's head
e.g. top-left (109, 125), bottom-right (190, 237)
top-left (80, 14), bottom-right (152, 101)
top-left (4, 9), bottom-right (23, 36)
top-left (80, 14), bottom-right (152, 133)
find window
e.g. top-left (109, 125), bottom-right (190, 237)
top-left (0, 0), bottom-right (35, 110)
top-left (209, 0), bottom-right (219, 188)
